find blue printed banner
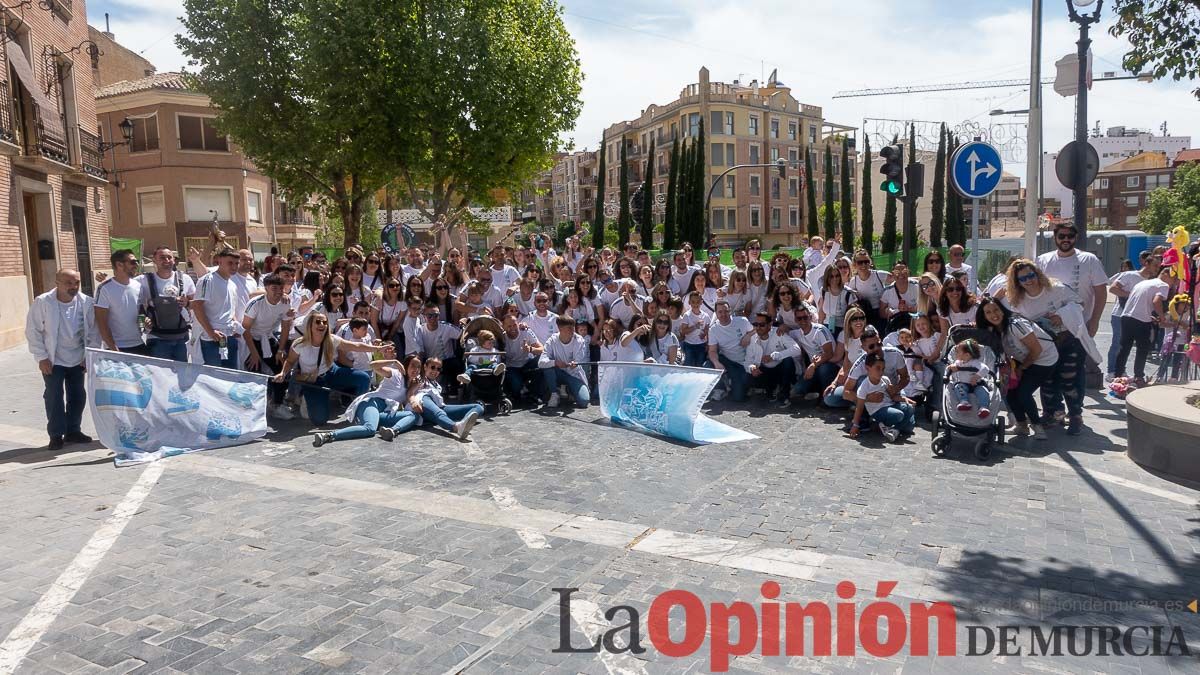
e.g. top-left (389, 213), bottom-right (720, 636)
top-left (86, 348), bottom-right (269, 466)
top-left (597, 362), bottom-right (757, 445)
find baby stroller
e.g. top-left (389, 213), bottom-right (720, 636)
top-left (930, 325), bottom-right (1006, 460)
top-left (459, 316), bottom-right (513, 415)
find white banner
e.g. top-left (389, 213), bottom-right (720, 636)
top-left (597, 362), bottom-right (757, 444)
top-left (86, 349), bottom-right (269, 466)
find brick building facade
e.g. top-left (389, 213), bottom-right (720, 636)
top-left (1086, 152), bottom-right (1174, 230)
top-left (0, 0), bottom-right (112, 349)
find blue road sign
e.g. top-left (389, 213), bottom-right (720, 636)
top-left (950, 141), bottom-right (1003, 200)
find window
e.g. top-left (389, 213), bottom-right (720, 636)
top-left (749, 115), bottom-right (759, 136)
top-left (771, 177), bottom-right (780, 199)
top-left (788, 147), bottom-right (799, 166)
top-left (750, 174), bottom-right (760, 196)
top-left (770, 118), bottom-right (779, 139)
top-left (1095, 216), bottom-right (1107, 226)
top-left (687, 112), bottom-right (700, 137)
top-left (712, 208), bottom-right (725, 230)
top-left (725, 143), bottom-right (735, 164)
top-left (1126, 195), bottom-right (1139, 207)
top-left (750, 205), bottom-right (761, 228)
top-left (247, 190), bottom-right (263, 223)
top-left (790, 207), bottom-right (799, 227)
top-left (136, 188), bottom-right (165, 226)
top-left (670, 122), bottom-right (677, 139)
top-left (789, 177), bottom-right (798, 197)
top-left (710, 111), bottom-right (724, 135)
top-left (177, 115), bottom-right (229, 152)
top-left (712, 143), bottom-right (724, 166)
top-left (1126, 176), bottom-right (1140, 188)
top-left (1094, 197), bottom-right (1108, 208)
top-left (749, 144), bottom-right (760, 165)
top-left (724, 175), bottom-right (735, 198)
top-left (1125, 215), bottom-right (1138, 226)
top-left (1100, 178), bottom-right (1109, 189)
top-left (724, 112), bottom-right (734, 135)
top-left (183, 186), bottom-right (233, 221)
top-left (129, 115), bottom-right (159, 152)
top-left (788, 121), bottom-right (797, 140)
top-left (770, 147), bottom-right (780, 162)
top-left (726, 208), bottom-right (736, 229)
top-left (808, 125), bottom-right (817, 144)
top-left (771, 208), bottom-right (781, 230)
top-left (833, 157), bottom-right (840, 175)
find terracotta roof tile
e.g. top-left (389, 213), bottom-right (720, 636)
top-left (1173, 149), bottom-right (1200, 165)
top-left (95, 72), bottom-right (192, 99)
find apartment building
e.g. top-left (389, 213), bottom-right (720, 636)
top-left (0, 1), bottom-right (112, 348)
top-left (600, 68), bottom-right (855, 248)
top-left (1086, 151), bottom-right (1174, 230)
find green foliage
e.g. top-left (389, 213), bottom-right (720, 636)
top-left (930, 123), bottom-right (947, 247)
top-left (881, 134), bottom-right (899, 253)
top-left (315, 196), bottom-right (379, 248)
top-left (1139, 162), bottom-right (1200, 234)
top-left (617, 141), bottom-right (632, 246)
top-left (691, 119), bottom-right (707, 246)
top-left (860, 135), bottom-right (874, 254)
top-left (593, 137), bottom-right (607, 249)
top-left (1110, 0), bottom-right (1200, 99)
top-left (178, 0), bottom-right (583, 247)
top-left (822, 145), bottom-right (835, 239)
top-left (640, 137), bottom-right (656, 249)
top-left (904, 124), bottom-right (919, 264)
top-left (805, 150), bottom-right (818, 237)
top-left (840, 136), bottom-right (853, 248)
top-left (663, 137), bottom-right (679, 250)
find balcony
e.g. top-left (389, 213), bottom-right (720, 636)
top-left (68, 127), bottom-right (108, 185)
top-left (0, 82), bottom-right (18, 156)
top-left (46, 0), bottom-right (72, 20)
top-left (579, 175), bottom-right (596, 186)
top-left (14, 105), bottom-right (72, 174)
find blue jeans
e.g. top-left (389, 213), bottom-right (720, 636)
top-left (1106, 312), bottom-right (1123, 374)
top-left (951, 382), bottom-right (990, 408)
top-left (681, 342), bottom-right (709, 368)
top-left (1005, 363), bottom-right (1053, 424)
top-left (544, 368), bottom-right (590, 408)
top-left (148, 337), bottom-right (189, 362)
top-left (872, 402), bottom-right (916, 434)
top-left (717, 354), bottom-right (750, 402)
top-left (43, 365), bottom-right (85, 438)
top-left (420, 396), bottom-right (484, 431)
top-left (1042, 334), bottom-right (1084, 419)
top-left (331, 398), bottom-right (418, 441)
top-left (200, 338), bottom-right (240, 369)
top-left (505, 360), bottom-right (544, 402)
top-left (303, 365), bottom-right (371, 426)
top-left (748, 358), bottom-right (796, 401)
top-left (823, 380), bottom-right (858, 408)
top-left (794, 361), bottom-right (839, 397)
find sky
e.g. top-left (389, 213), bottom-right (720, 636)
top-left (89, 0), bottom-right (1199, 184)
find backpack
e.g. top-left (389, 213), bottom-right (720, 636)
top-left (144, 272), bottom-right (190, 336)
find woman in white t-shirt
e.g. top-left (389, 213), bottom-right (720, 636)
top-left (311, 354), bottom-right (422, 447)
top-left (722, 270), bottom-right (750, 317)
top-left (372, 279), bottom-right (407, 351)
top-left (272, 312), bottom-right (387, 425)
top-left (839, 307), bottom-right (869, 373)
top-left (686, 271), bottom-right (719, 313)
top-left (744, 262), bottom-right (770, 317)
top-left (978, 296), bottom-right (1057, 439)
top-left (646, 312), bottom-right (680, 364)
top-left (618, 315), bottom-right (653, 362)
top-left (819, 263), bottom-right (857, 338)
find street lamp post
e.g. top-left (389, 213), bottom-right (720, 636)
top-left (704, 157), bottom-right (788, 246)
top-left (99, 116), bottom-right (134, 223)
top-left (1066, 0), bottom-right (1102, 249)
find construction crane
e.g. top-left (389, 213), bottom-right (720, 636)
top-left (834, 72), bottom-right (1148, 98)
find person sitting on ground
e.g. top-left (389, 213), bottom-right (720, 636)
top-left (849, 352), bottom-right (917, 442)
top-left (311, 355), bottom-right (422, 447)
top-left (789, 305), bottom-right (841, 401)
top-left (823, 325), bottom-right (910, 413)
top-left (706, 300), bottom-right (755, 402)
top-left (947, 338), bottom-right (992, 418)
top-left (538, 315), bottom-right (591, 409)
top-left (408, 357), bottom-right (482, 440)
top-left (501, 314), bottom-right (544, 405)
top-left (745, 311), bottom-right (801, 408)
top-left (458, 329), bottom-right (506, 386)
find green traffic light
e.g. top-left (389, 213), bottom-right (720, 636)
top-left (880, 179), bottom-right (902, 195)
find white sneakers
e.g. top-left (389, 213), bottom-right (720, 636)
top-left (879, 425), bottom-right (900, 442)
top-left (272, 404), bottom-right (295, 420)
top-left (457, 373), bottom-right (472, 385)
top-left (454, 410), bottom-right (479, 440)
top-left (494, 363), bottom-right (506, 378)
top-left (710, 387), bottom-right (728, 401)
top-left (1030, 424), bottom-right (1048, 440)
top-left (546, 393), bottom-right (561, 408)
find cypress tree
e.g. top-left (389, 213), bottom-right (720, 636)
top-left (822, 144), bottom-right (835, 240)
top-left (860, 135), bottom-right (874, 254)
top-left (840, 136), bottom-right (853, 247)
top-left (592, 137), bottom-right (606, 249)
top-left (905, 124), bottom-right (919, 265)
top-left (663, 137), bottom-right (679, 251)
top-left (640, 137), bottom-right (656, 249)
top-left (691, 119), bottom-right (707, 246)
top-left (805, 149), bottom-right (818, 237)
top-left (617, 139), bottom-right (632, 246)
top-left (881, 134), bottom-right (899, 253)
top-left (929, 123), bottom-right (947, 248)
top-left (946, 137), bottom-right (963, 246)
top-left (676, 140), bottom-right (691, 248)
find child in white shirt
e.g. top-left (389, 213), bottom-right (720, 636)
top-left (948, 338), bottom-right (991, 418)
top-left (458, 330), bottom-right (506, 385)
top-left (850, 352), bottom-right (916, 442)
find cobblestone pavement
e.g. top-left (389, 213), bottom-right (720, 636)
top-left (0, 311), bottom-right (1198, 674)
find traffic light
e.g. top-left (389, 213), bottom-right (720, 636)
top-left (879, 144), bottom-right (904, 196)
top-left (905, 163), bottom-right (925, 198)
top-left (776, 157), bottom-right (787, 178)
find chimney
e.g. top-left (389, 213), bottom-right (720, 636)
top-left (102, 13), bottom-right (114, 39)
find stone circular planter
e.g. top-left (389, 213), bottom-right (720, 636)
top-left (1125, 382), bottom-right (1200, 483)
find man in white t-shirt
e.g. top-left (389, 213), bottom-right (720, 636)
top-left (413, 304), bottom-right (463, 387)
top-left (502, 313), bottom-right (544, 405)
top-left (26, 269), bottom-right (99, 450)
top-left (823, 327), bottom-right (909, 410)
top-left (526, 292), bottom-right (559, 345)
top-left (788, 306), bottom-right (839, 400)
top-left (94, 249), bottom-right (146, 354)
top-left (1105, 255), bottom-right (1159, 377)
top-left (242, 274), bottom-right (295, 418)
top-left (879, 261), bottom-right (918, 321)
top-left (706, 300), bottom-right (754, 402)
top-left (1114, 267), bottom-right (1173, 382)
top-left (1036, 223), bottom-right (1108, 337)
top-left (744, 311), bottom-right (800, 407)
top-left (140, 246), bottom-right (195, 362)
top-left (946, 245), bottom-right (977, 295)
top-left (538, 315), bottom-right (590, 409)
top-left (487, 246), bottom-right (520, 294)
top-left (669, 250), bottom-right (699, 295)
top-left (192, 249), bottom-right (242, 368)
top-left (402, 246), bottom-right (426, 278)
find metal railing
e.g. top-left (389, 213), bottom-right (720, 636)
top-left (25, 105), bottom-right (70, 166)
top-left (77, 127), bottom-right (105, 179)
top-left (0, 81), bottom-right (15, 146)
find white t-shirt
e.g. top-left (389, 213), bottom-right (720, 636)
top-left (949, 357), bottom-right (990, 385)
top-left (1036, 250), bottom-right (1107, 319)
top-left (670, 267), bottom-right (699, 295)
top-left (139, 272), bottom-right (196, 339)
top-left (95, 277), bottom-right (144, 348)
top-left (707, 316), bottom-right (753, 364)
top-left (679, 308), bottom-right (712, 345)
top-left (844, 336), bottom-right (863, 369)
top-left (847, 346), bottom-right (907, 383)
top-left (503, 327), bottom-right (541, 368)
top-left (847, 271), bottom-right (889, 309)
top-left (230, 273), bottom-right (259, 322)
top-left (822, 288), bottom-right (857, 329)
top-left (940, 305), bottom-right (977, 328)
top-left (647, 332), bottom-right (679, 364)
top-left (1124, 278), bottom-right (1169, 324)
top-left (608, 297), bottom-right (638, 329)
top-left (526, 312), bottom-right (559, 345)
top-left (856, 376), bottom-right (897, 416)
top-left (243, 295), bottom-right (292, 340)
top-left (1005, 285), bottom-right (1079, 334)
top-left (1002, 316), bottom-right (1058, 368)
top-left (340, 331), bottom-right (374, 371)
top-left (294, 334), bottom-right (344, 377)
top-left (984, 273), bottom-right (1007, 298)
top-left (195, 272), bottom-right (240, 341)
top-left (1109, 270), bottom-right (1144, 319)
top-left (617, 333), bottom-right (649, 361)
top-left (413, 322), bottom-right (461, 360)
top-left (789, 323), bottom-right (833, 360)
top-left (880, 281), bottom-right (918, 315)
top-left (490, 264), bottom-right (520, 293)
top-left (54, 298), bottom-right (86, 367)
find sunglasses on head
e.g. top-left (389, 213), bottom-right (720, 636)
top-left (920, 280), bottom-right (936, 288)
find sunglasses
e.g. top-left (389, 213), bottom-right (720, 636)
top-left (796, 315), bottom-right (810, 321)
top-left (920, 281), bottom-right (936, 289)
top-left (424, 313), bottom-right (440, 319)
top-left (387, 283), bottom-right (401, 288)
top-left (947, 287), bottom-right (963, 293)
top-left (427, 366), bottom-right (442, 372)
top-left (752, 322), bottom-right (768, 327)
top-left (856, 260), bottom-right (870, 266)
top-left (749, 246), bottom-right (761, 251)
top-left (330, 292), bottom-right (345, 296)
top-left (928, 259), bottom-right (943, 265)
top-left (836, 264), bottom-right (850, 269)
top-left (1017, 272), bottom-right (1038, 283)
top-left (1056, 233), bottom-right (1076, 241)
top-left (312, 320), bottom-right (328, 326)
top-left (435, 285), bottom-right (449, 290)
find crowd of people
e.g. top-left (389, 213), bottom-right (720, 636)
top-left (25, 220), bottom-right (1195, 452)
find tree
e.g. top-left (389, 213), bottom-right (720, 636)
top-left (179, 0), bottom-right (582, 248)
top-left (663, 137), bottom-right (679, 250)
top-left (805, 150), bottom-right (819, 237)
top-left (593, 139), bottom-right (607, 248)
top-left (675, 140), bottom-right (691, 248)
top-left (823, 144), bottom-right (835, 239)
top-left (930, 123), bottom-right (947, 248)
top-left (640, 137), bottom-right (656, 249)
top-left (840, 137), bottom-right (854, 247)
top-left (860, 135), bottom-right (875, 254)
top-left (617, 140), bottom-right (632, 246)
top-left (945, 137), bottom-right (966, 246)
top-left (1139, 162), bottom-right (1200, 234)
top-left (905, 124), bottom-right (919, 261)
top-left (1110, 0), bottom-right (1200, 99)
top-left (881, 134), bottom-right (899, 253)
top-left (692, 119), bottom-right (707, 246)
